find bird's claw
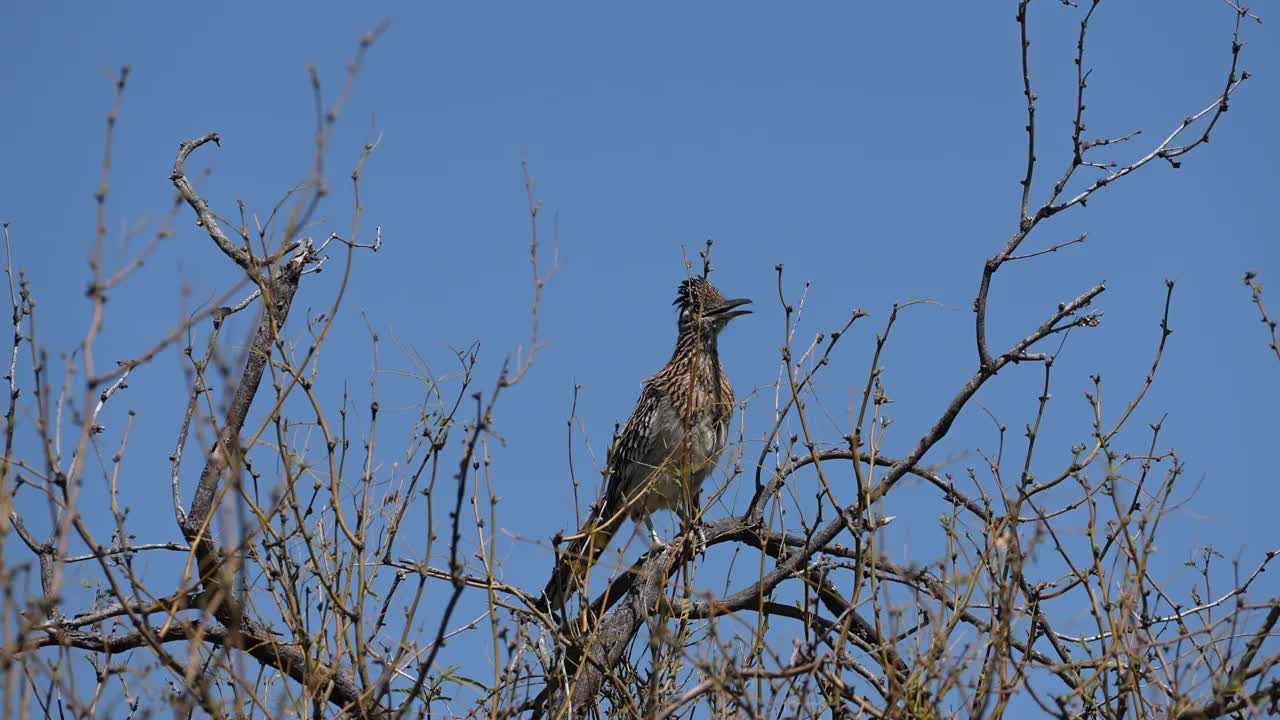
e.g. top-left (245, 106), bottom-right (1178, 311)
top-left (648, 526), bottom-right (666, 551)
top-left (691, 524), bottom-right (708, 559)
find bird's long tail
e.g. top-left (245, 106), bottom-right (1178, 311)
top-left (539, 505), bottom-right (627, 612)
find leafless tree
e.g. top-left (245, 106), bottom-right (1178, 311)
top-left (1, 3), bottom-right (1276, 719)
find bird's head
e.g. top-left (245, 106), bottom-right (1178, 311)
top-left (674, 277), bottom-right (752, 334)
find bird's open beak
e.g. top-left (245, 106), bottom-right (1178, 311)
top-left (710, 297), bottom-right (753, 320)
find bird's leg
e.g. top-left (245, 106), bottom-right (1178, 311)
top-left (644, 515), bottom-right (665, 550)
top-left (680, 497), bottom-right (708, 559)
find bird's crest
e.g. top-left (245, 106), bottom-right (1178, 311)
top-left (673, 277), bottom-right (725, 313)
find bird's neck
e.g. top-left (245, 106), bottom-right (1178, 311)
top-left (668, 327), bottom-right (729, 408)
top-left (672, 326), bottom-right (721, 366)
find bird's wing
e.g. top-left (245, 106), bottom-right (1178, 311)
top-left (539, 386), bottom-right (681, 611)
top-left (599, 384), bottom-right (684, 522)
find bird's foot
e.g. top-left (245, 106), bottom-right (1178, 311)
top-left (689, 524), bottom-right (708, 560)
top-left (647, 524), bottom-right (666, 551)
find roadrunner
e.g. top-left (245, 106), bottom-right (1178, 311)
top-left (540, 277), bottom-right (751, 610)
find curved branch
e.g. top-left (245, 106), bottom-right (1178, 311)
top-left (169, 135), bottom-right (388, 719)
top-left (170, 133), bottom-right (252, 271)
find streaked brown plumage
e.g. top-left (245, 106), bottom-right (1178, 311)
top-left (540, 277), bottom-right (751, 610)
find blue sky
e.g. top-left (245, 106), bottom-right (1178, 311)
top-left (2, 1), bottom-right (1277, 712)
